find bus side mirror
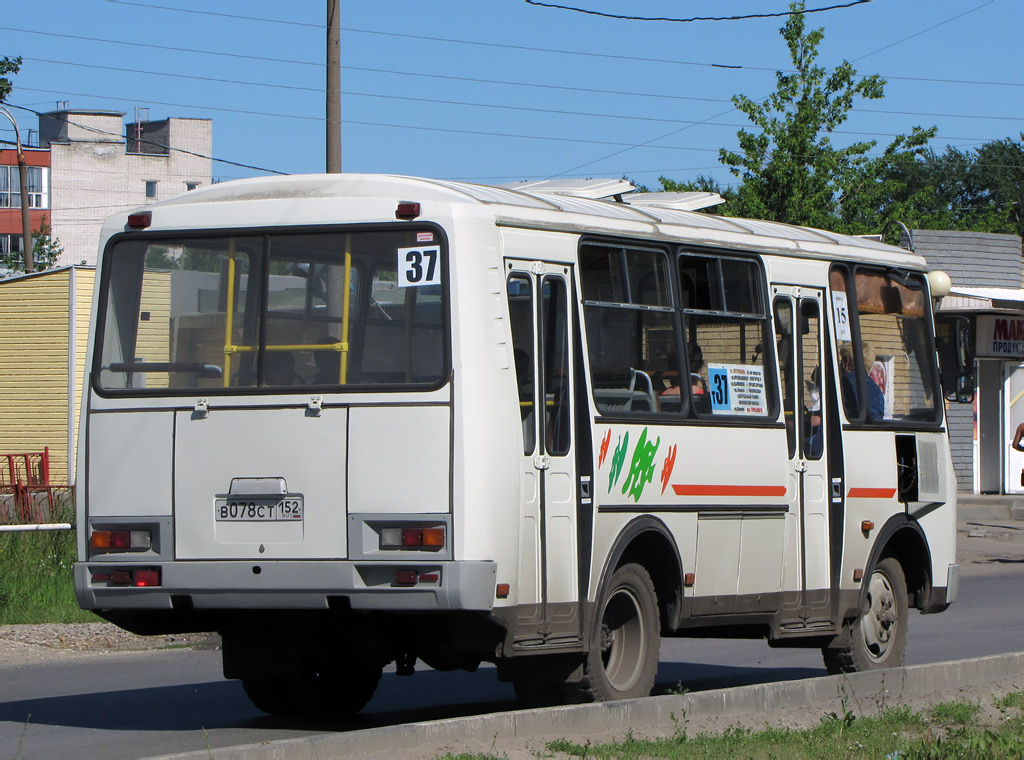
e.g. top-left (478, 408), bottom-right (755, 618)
top-left (936, 316), bottom-right (974, 403)
top-left (955, 374), bottom-right (974, 404)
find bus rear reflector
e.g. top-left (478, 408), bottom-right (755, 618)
top-left (395, 570), bottom-right (417, 585)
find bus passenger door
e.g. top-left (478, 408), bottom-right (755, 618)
top-left (774, 288), bottom-right (832, 625)
top-left (506, 262), bottom-right (580, 647)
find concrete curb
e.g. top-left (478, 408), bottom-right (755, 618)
top-left (151, 651), bottom-right (1024, 760)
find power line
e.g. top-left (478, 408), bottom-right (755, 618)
top-left (0, 26), bottom-right (322, 68)
top-left (10, 16), bottom-right (1021, 90)
top-left (8, 103), bottom-right (286, 175)
top-left (107, 1), bottom-right (323, 28)
top-left (521, 0), bottom-right (872, 23)
top-left (18, 53), bottom-right (1024, 125)
top-left (850, 0), bottom-right (994, 63)
top-left (14, 83), bottom-right (1005, 154)
top-left (11, 73), bottom-right (1007, 146)
top-left (548, 0), bottom-right (1002, 178)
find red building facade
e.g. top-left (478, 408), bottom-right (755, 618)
top-left (0, 147), bottom-right (51, 255)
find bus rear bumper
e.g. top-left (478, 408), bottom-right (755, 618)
top-left (74, 560), bottom-right (497, 612)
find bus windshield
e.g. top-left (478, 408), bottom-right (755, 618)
top-left (95, 228), bottom-right (447, 393)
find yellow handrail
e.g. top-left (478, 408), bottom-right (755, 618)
top-left (223, 241), bottom-right (236, 388)
top-left (220, 238), bottom-right (354, 384)
top-left (340, 237), bottom-right (352, 383)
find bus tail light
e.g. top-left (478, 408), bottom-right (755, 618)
top-left (379, 525), bottom-right (445, 550)
top-left (91, 529), bottom-right (152, 552)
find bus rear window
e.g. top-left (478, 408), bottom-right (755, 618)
top-left (96, 229), bottom-right (447, 393)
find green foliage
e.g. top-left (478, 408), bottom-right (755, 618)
top-left (929, 699), bottom-right (981, 726)
top-left (0, 56), bottom-right (20, 104)
top-left (32, 216), bottom-right (64, 271)
top-left (660, 1), bottom-right (936, 235)
top-left (870, 137), bottom-right (1024, 238)
top-left (1, 215), bottom-right (64, 276)
top-left (995, 691), bottom-right (1024, 712)
top-left (0, 495), bottom-right (97, 624)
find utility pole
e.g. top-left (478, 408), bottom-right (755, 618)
top-left (326, 0), bottom-right (342, 173)
top-left (0, 106), bottom-right (33, 272)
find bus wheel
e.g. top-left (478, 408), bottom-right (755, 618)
top-left (823, 557), bottom-right (908, 674)
top-left (242, 664), bottom-right (382, 717)
top-left (580, 563), bottom-right (660, 702)
top-left (243, 677), bottom-right (307, 716)
top-left (513, 678), bottom-right (566, 707)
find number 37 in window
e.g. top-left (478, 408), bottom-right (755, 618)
top-left (398, 245), bottom-right (442, 288)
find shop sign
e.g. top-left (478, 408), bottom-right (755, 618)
top-left (977, 314), bottom-right (1024, 357)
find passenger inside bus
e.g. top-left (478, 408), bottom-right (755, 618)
top-left (839, 343), bottom-right (884, 422)
top-left (263, 352), bottom-right (300, 386)
top-left (806, 366), bottom-right (823, 456)
top-left (313, 337), bottom-right (342, 385)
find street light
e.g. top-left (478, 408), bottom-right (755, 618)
top-left (0, 105), bottom-right (35, 273)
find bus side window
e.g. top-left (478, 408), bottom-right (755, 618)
top-left (507, 274), bottom-right (536, 455)
top-left (680, 253), bottom-right (773, 420)
top-left (774, 298), bottom-right (797, 458)
top-left (581, 242), bottom-right (683, 416)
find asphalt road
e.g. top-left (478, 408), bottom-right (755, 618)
top-left (1, 565), bottom-right (1022, 760)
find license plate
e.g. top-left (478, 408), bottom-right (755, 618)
top-left (215, 497), bottom-right (304, 522)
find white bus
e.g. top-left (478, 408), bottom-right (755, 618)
top-left (74, 174), bottom-right (971, 715)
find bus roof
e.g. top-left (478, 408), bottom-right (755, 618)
top-left (151, 173), bottom-right (926, 269)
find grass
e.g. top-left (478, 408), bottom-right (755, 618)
top-left (438, 692), bottom-right (1024, 760)
top-left (0, 494), bottom-right (99, 624)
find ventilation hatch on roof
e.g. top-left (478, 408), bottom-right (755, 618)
top-left (620, 191), bottom-right (725, 212)
top-left (499, 178), bottom-right (635, 200)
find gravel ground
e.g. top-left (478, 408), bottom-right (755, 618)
top-left (0, 622), bottom-right (219, 662)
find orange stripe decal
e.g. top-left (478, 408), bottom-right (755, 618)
top-left (847, 487), bottom-right (897, 499)
top-left (672, 484), bottom-right (787, 497)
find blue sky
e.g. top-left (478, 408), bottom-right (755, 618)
top-left (1, 0), bottom-right (1021, 191)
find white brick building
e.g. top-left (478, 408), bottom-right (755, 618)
top-left (39, 110), bottom-right (212, 266)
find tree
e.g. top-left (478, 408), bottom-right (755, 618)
top-left (1, 216), bottom-right (63, 277)
top-left (0, 56), bottom-right (20, 104)
top-left (32, 216), bottom-right (64, 271)
top-left (870, 136), bottom-right (1024, 238)
top-left (661, 1), bottom-right (935, 234)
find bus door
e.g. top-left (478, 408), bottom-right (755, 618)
top-left (1004, 362), bottom-right (1024, 493)
top-left (506, 261), bottom-right (580, 646)
top-left (774, 287), bottom-right (833, 624)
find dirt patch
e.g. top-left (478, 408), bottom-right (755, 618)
top-left (958, 516), bottom-right (1024, 576)
top-left (0, 623), bottom-right (219, 665)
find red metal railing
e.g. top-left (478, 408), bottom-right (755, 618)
top-left (0, 449), bottom-right (73, 526)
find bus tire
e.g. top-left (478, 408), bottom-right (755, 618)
top-left (512, 677), bottom-right (566, 707)
top-left (242, 664), bottom-right (382, 717)
top-left (242, 677), bottom-right (299, 716)
top-left (577, 563), bottom-right (660, 702)
top-left (823, 557), bottom-right (908, 674)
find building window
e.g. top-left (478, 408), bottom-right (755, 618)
top-left (145, 181), bottom-right (158, 199)
top-left (185, 181), bottom-right (200, 191)
top-left (0, 166), bottom-right (48, 209)
top-left (0, 234), bottom-right (24, 255)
